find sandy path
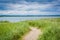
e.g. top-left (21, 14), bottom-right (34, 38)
top-left (22, 27), bottom-right (42, 40)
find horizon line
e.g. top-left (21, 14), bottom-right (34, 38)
top-left (0, 15), bottom-right (60, 17)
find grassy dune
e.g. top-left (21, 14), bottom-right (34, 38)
top-left (27, 18), bottom-right (60, 40)
top-left (0, 21), bottom-right (30, 40)
top-left (0, 18), bottom-right (60, 40)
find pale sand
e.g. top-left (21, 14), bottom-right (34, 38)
top-left (22, 27), bottom-right (42, 40)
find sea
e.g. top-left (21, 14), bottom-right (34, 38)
top-left (0, 16), bottom-right (60, 22)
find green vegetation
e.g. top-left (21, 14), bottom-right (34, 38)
top-left (0, 21), bottom-right (30, 40)
top-left (0, 18), bottom-right (60, 40)
top-left (27, 18), bottom-right (60, 40)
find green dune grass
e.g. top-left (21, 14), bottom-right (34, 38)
top-left (0, 18), bottom-right (60, 40)
top-left (0, 21), bottom-right (30, 40)
top-left (27, 18), bottom-right (60, 40)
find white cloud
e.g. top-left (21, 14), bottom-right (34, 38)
top-left (7, 3), bottom-right (52, 10)
top-left (0, 1), bottom-right (59, 15)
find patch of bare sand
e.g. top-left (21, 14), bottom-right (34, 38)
top-left (22, 27), bottom-right (42, 40)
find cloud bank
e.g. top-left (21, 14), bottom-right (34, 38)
top-left (0, 0), bottom-right (60, 15)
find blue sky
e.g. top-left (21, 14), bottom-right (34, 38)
top-left (0, 0), bottom-right (60, 15)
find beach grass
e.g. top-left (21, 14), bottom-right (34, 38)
top-left (27, 18), bottom-right (60, 40)
top-left (0, 18), bottom-right (60, 40)
top-left (0, 21), bottom-right (30, 40)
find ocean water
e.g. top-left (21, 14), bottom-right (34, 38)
top-left (0, 17), bottom-right (60, 22)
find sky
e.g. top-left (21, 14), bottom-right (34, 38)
top-left (0, 0), bottom-right (60, 15)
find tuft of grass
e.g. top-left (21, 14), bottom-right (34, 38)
top-left (0, 18), bottom-right (60, 40)
top-left (0, 21), bottom-right (30, 40)
top-left (27, 18), bottom-right (60, 40)
top-left (38, 26), bottom-right (60, 40)
top-left (38, 18), bottom-right (60, 40)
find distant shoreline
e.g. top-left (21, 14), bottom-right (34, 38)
top-left (0, 15), bottom-right (60, 17)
